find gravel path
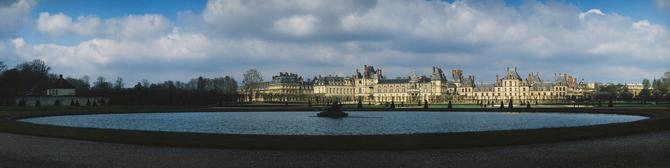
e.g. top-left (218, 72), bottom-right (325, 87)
top-left (1, 131), bottom-right (670, 168)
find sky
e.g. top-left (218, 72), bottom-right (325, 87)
top-left (1, 0), bottom-right (669, 85)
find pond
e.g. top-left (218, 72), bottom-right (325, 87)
top-left (20, 111), bottom-right (647, 135)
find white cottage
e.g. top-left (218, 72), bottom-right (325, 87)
top-left (47, 75), bottom-right (75, 96)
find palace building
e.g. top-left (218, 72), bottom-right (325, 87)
top-left (459, 67), bottom-right (581, 104)
top-left (254, 72), bottom-right (313, 102)
top-left (251, 65), bottom-right (583, 104)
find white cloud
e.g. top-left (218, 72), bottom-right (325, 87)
top-left (0, 0), bottom-right (35, 38)
top-left (201, 0), bottom-right (375, 38)
top-left (8, 0), bottom-right (670, 83)
top-left (579, 9), bottom-right (604, 19)
top-left (71, 16), bottom-right (101, 36)
top-left (11, 38), bottom-right (25, 48)
top-left (104, 14), bottom-right (171, 40)
top-left (36, 12), bottom-right (72, 36)
top-left (273, 15), bottom-right (320, 37)
top-left (35, 12), bottom-right (170, 40)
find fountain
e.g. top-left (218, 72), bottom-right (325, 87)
top-left (317, 101), bottom-right (348, 118)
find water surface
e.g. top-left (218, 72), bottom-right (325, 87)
top-left (21, 111), bottom-right (647, 135)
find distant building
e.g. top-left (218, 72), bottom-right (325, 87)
top-left (16, 74), bottom-right (107, 107)
top-left (253, 72), bottom-right (313, 102)
top-left (462, 67), bottom-right (581, 104)
top-left (351, 65), bottom-right (451, 103)
top-left (247, 65), bottom-right (585, 104)
top-left (313, 74), bottom-right (355, 102)
top-left (625, 83), bottom-right (644, 97)
top-left (46, 75), bottom-right (76, 96)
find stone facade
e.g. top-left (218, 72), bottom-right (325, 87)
top-left (354, 66), bottom-right (450, 104)
top-left (250, 65), bottom-right (584, 104)
top-left (625, 83), bottom-right (644, 97)
top-left (254, 72), bottom-right (313, 102)
top-left (461, 67), bottom-right (581, 104)
top-left (313, 75), bottom-right (355, 102)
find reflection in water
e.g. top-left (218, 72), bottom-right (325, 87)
top-left (21, 112), bottom-right (646, 135)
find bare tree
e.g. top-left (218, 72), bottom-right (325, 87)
top-left (242, 69), bottom-right (263, 102)
top-left (17, 59), bottom-right (50, 75)
top-left (93, 76), bottom-right (111, 90)
top-left (141, 79), bottom-right (150, 88)
top-left (114, 77), bottom-right (124, 89)
top-left (0, 61), bottom-right (6, 72)
top-left (82, 75), bottom-right (90, 87)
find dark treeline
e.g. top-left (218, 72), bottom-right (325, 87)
top-left (591, 80), bottom-right (670, 104)
top-left (108, 76), bottom-right (239, 106)
top-left (0, 60), bottom-right (53, 105)
top-left (0, 60), bottom-right (240, 106)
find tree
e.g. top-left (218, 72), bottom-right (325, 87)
top-left (93, 77), bottom-right (112, 90)
top-left (141, 79), bottom-right (150, 89)
top-left (639, 89), bottom-right (651, 104)
top-left (7, 59), bottom-right (53, 95)
top-left (17, 59), bottom-right (50, 75)
top-left (82, 75), bottom-right (90, 86)
top-left (642, 79), bottom-right (651, 90)
top-left (66, 77), bottom-right (91, 94)
top-left (134, 82), bottom-right (143, 89)
top-left (242, 69), bottom-right (263, 102)
top-left (357, 98), bottom-right (363, 109)
top-left (114, 77), bottom-right (124, 90)
top-left (0, 61), bottom-right (6, 72)
top-left (620, 86), bottom-right (633, 101)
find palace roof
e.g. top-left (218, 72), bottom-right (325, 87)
top-left (502, 67), bottom-right (522, 80)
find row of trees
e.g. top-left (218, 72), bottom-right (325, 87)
top-left (592, 78), bottom-right (670, 103)
top-left (0, 60), bottom-right (54, 105)
top-left (0, 60), bottom-right (241, 106)
top-left (108, 76), bottom-right (239, 106)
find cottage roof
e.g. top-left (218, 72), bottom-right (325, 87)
top-left (50, 75), bottom-right (75, 89)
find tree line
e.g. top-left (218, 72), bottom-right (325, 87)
top-left (0, 60), bottom-right (240, 106)
top-left (592, 78), bottom-right (670, 104)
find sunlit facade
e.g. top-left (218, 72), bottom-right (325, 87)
top-left (251, 66), bottom-right (583, 104)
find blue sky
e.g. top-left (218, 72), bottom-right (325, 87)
top-left (32, 0), bottom-right (206, 19)
top-left (1, 0), bottom-right (669, 84)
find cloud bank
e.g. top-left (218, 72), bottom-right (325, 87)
top-left (2, 0), bottom-right (669, 84)
top-left (0, 0), bottom-right (34, 39)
